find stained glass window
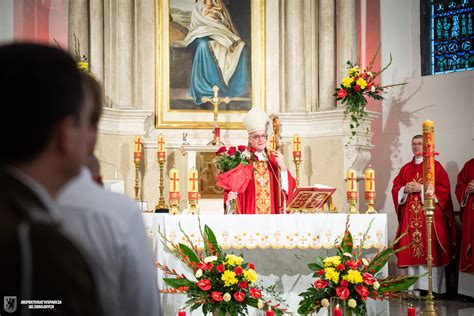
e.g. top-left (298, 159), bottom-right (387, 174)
top-left (421, 0), bottom-right (474, 75)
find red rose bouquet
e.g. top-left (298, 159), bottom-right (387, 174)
top-left (298, 216), bottom-right (421, 316)
top-left (213, 146), bottom-right (255, 214)
top-left (156, 224), bottom-right (286, 315)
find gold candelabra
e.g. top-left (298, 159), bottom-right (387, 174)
top-left (201, 85), bottom-right (229, 146)
top-left (365, 191), bottom-right (377, 214)
top-left (347, 191), bottom-right (359, 214)
top-left (155, 154), bottom-right (168, 211)
top-left (293, 151), bottom-right (302, 187)
top-left (134, 160), bottom-right (140, 200)
top-left (422, 199), bottom-right (437, 315)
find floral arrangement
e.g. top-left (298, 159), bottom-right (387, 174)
top-left (72, 34), bottom-right (89, 72)
top-left (297, 217), bottom-right (420, 316)
top-left (335, 49), bottom-right (404, 141)
top-left (156, 223), bottom-right (285, 315)
top-left (213, 146), bottom-right (256, 214)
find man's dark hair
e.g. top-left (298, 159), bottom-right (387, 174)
top-left (412, 134), bottom-right (423, 141)
top-left (0, 43), bottom-right (84, 164)
top-left (81, 72), bottom-right (103, 127)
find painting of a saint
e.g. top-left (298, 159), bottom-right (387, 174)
top-left (169, 0), bottom-right (251, 111)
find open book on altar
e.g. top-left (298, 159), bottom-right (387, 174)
top-left (287, 184), bottom-right (336, 213)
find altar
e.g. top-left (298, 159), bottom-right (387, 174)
top-left (143, 213), bottom-right (389, 315)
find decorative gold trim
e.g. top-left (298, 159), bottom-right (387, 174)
top-left (155, 0), bottom-right (266, 129)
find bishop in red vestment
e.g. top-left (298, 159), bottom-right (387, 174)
top-left (456, 158), bottom-right (474, 273)
top-left (224, 108), bottom-right (296, 214)
top-left (391, 135), bottom-right (455, 268)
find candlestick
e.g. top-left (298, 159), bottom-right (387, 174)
top-left (408, 305), bottom-right (416, 316)
top-left (421, 120), bottom-right (438, 316)
top-left (333, 304), bottom-right (342, 316)
top-left (169, 168), bottom-right (181, 214)
top-left (293, 151), bottom-right (302, 188)
top-left (346, 168), bottom-right (359, 214)
top-left (266, 306), bottom-right (274, 316)
top-left (269, 134), bottom-right (277, 152)
top-left (188, 168), bottom-right (199, 214)
top-left (365, 166), bottom-right (377, 214)
top-left (293, 133), bottom-right (301, 152)
top-left (157, 134), bottom-right (165, 153)
top-left (133, 135), bottom-right (142, 162)
top-left (155, 159), bottom-right (168, 212)
top-left (178, 310), bottom-right (186, 316)
top-left (134, 160), bottom-right (140, 201)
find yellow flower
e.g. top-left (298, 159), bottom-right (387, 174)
top-left (348, 66), bottom-right (360, 77)
top-left (323, 256), bottom-right (341, 267)
top-left (343, 269), bottom-right (363, 284)
top-left (77, 61), bottom-right (89, 72)
top-left (226, 254), bottom-right (244, 266)
top-left (221, 270), bottom-right (238, 287)
top-left (243, 268), bottom-right (258, 284)
top-left (348, 299), bottom-right (357, 308)
top-left (324, 267), bottom-right (340, 284)
top-left (342, 77), bottom-right (353, 88)
top-left (356, 77), bottom-right (367, 89)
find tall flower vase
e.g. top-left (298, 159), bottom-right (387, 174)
top-left (212, 309), bottom-right (230, 316)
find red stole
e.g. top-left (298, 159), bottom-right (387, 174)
top-left (456, 158), bottom-right (474, 273)
top-left (223, 154), bottom-right (296, 214)
top-left (391, 158), bottom-right (455, 267)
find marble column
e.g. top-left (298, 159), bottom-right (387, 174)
top-left (318, 0), bottom-right (336, 111)
top-left (68, 0), bottom-right (89, 56)
top-left (304, 0), bottom-right (319, 112)
top-left (337, 0), bottom-right (357, 87)
top-left (134, 0), bottom-right (155, 111)
top-left (284, 0), bottom-right (306, 113)
top-left (89, 0), bottom-right (104, 84)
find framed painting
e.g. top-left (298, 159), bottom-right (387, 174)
top-left (155, 0), bottom-right (266, 129)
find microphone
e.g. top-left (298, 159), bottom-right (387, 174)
top-left (98, 159), bottom-right (118, 180)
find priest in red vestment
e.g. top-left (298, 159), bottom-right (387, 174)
top-left (391, 135), bottom-right (455, 293)
top-left (456, 158), bottom-right (474, 273)
top-left (224, 108), bottom-right (296, 214)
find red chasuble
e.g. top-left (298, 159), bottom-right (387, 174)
top-left (456, 158), bottom-right (474, 273)
top-left (391, 158), bottom-right (455, 267)
top-left (224, 154), bottom-right (296, 214)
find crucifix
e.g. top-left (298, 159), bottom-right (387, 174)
top-left (201, 85), bottom-right (230, 146)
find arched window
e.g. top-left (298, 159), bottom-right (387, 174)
top-left (420, 0), bottom-right (474, 75)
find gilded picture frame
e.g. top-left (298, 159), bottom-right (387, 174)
top-left (155, 0), bottom-right (266, 129)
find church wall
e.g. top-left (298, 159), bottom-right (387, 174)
top-left (375, 0), bottom-right (474, 242)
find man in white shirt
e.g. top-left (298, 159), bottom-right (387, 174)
top-left (57, 73), bottom-right (160, 316)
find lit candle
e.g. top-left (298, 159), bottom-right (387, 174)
top-left (169, 168), bottom-right (180, 193)
top-left (293, 133), bottom-right (301, 152)
top-left (133, 136), bottom-right (142, 162)
top-left (407, 305), bottom-right (416, 316)
top-left (188, 168), bottom-right (199, 193)
top-left (178, 310), bottom-right (186, 316)
top-left (347, 169), bottom-right (357, 192)
top-left (365, 166), bottom-right (375, 192)
top-left (268, 134), bottom-right (276, 152)
top-left (422, 120), bottom-right (435, 198)
top-left (266, 307), bottom-right (274, 316)
top-left (333, 304), bottom-right (342, 316)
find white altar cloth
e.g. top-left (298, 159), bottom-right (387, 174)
top-left (143, 213), bottom-right (389, 315)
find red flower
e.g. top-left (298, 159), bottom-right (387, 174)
top-left (340, 280), bottom-right (348, 287)
top-left (362, 272), bottom-right (375, 286)
top-left (317, 269), bottom-right (325, 276)
top-left (346, 259), bottom-right (361, 270)
top-left (336, 286), bottom-right (350, 300)
top-left (197, 279), bottom-right (211, 291)
top-left (212, 291), bottom-right (223, 302)
top-left (238, 145), bottom-right (247, 152)
top-left (354, 85), bottom-right (361, 91)
top-left (233, 291), bottom-right (245, 302)
top-left (216, 264), bottom-right (225, 273)
top-left (337, 89), bottom-right (348, 99)
top-left (314, 279), bottom-right (328, 289)
top-left (234, 266), bottom-right (243, 276)
top-left (228, 146), bottom-right (237, 155)
top-left (249, 147), bottom-right (256, 154)
top-left (248, 263), bottom-right (255, 270)
top-left (356, 285), bottom-right (370, 300)
top-left (216, 146), bottom-right (227, 155)
top-left (198, 262), bottom-right (213, 271)
top-left (238, 281), bottom-right (248, 289)
top-left (336, 263), bottom-right (345, 271)
top-left (249, 287), bottom-right (262, 299)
